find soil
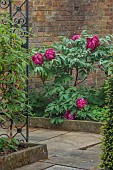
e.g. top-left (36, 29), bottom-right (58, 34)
top-left (0, 144), bottom-right (28, 157)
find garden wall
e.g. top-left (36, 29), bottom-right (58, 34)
top-left (29, 0), bottom-right (113, 47)
top-left (29, 0), bottom-right (113, 91)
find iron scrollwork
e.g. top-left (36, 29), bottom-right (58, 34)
top-left (0, 0), bottom-right (10, 9)
top-left (0, 0), bottom-right (29, 142)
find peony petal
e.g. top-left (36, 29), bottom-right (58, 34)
top-left (72, 35), bottom-right (80, 41)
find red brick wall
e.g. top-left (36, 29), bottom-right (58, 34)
top-left (29, 0), bottom-right (113, 47)
top-left (29, 0), bottom-right (112, 90)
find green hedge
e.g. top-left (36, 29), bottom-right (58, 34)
top-left (101, 76), bottom-right (113, 169)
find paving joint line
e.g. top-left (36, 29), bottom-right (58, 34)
top-left (36, 132), bottom-right (70, 143)
top-left (78, 142), bottom-right (101, 150)
top-left (42, 164), bottom-right (55, 170)
top-left (44, 162), bottom-right (88, 170)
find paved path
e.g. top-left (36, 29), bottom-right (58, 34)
top-left (16, 128), bottom-right (102, 170)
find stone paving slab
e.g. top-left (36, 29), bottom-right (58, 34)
top-left (16, 162), bottom-right (54, 170)
top-left (38, 131), bottom-right (101, 156)
top-left (46, 149), bottom-right (100, 170)
top-left (29, 129), bottom-right (68, 143)
top-left (16, 162), bottom-right (85, 170)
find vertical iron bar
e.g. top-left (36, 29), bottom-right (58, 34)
top-left (26, 0), bottom-right (29, 142)
top-left (9, 0), bottom-right (13, 138)
top-left (10, 119), bottom-right (13, 138)
top-left (9, 0), bottom-right (12, 19)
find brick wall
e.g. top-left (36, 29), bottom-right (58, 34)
top-left (29, 0), bottom-right (113, 47)
top-left (29, 0), bottom-right (112, 91)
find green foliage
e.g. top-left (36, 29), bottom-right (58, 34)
top-left (44, 84), bottom-right (106, 122)
top-left (82, 86), bottom-right (106, 107)
top-left (99, 41), bottom-right (113, 76)
top-left (29, 91), bottom-right (50, 117)
top-left (90, 106), bottom-right (107, 122)
top-left (76, 87), bottom-right (106, 121)
top-left (44, 85), bottom-right (80, 121)
top-left (0, 137), bottom-right (19, 152)
top-left (50, 117), bottom-right (64, 125)
top-left (29, 84), bottom-right (107, 124)
top-left (0, 13), bottom-right (30, 121)
top-left (101, 76), bottom-right (113, 169)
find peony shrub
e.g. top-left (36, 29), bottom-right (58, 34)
top-left (30, 30), bottom-right (113, 124)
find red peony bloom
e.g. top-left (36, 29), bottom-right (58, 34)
top-left (44, 48), bottom-right (56, 60)
top-left (76, 98), bottom-right (87, 109)
top-left (72, 35), bottom-right (80, 41)
top-left (32, 52), bottom-right (43, 65)
top-left (68, 113), bottom-right (75, 120)
top-left (63, 110), bottom-right (75, 120)
top-left (86, 36), bottom-right (100, 52)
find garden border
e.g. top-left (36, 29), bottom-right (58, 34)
top-left (30, 117), bottom-right (103, 134)
top-left (0, 143), bottom-right (48, 170)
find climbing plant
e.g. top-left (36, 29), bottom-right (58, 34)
top-left (0, 14), bottom-right (29, 121)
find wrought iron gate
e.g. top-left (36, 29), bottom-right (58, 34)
top-left (0, 0), bottom-right (29, 142)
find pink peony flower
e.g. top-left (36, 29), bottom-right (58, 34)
top-left (86, 36), bottom-right (100, 52)
top-left (68, 113), bottom-right (75, 120)
top-left (76, 98), bottom-right (87, 109)
top-left (63, 110), bottom-right (75, 120)
top-left (32, 52), bottom-right (43, 65)
top-left (44, 48), bottom-right (56, 60)
top-left (63, 110), bottom-right (71, 119)
top-left (72, 35), bottom-right (80, 41)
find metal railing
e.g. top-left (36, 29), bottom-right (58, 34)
top-left (0, 0), bottom-right (29, 142)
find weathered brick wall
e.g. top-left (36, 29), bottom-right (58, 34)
top-left (29, 0), bottom-right (113, 47)
top-left (29, 0), bottom-right (112, 91)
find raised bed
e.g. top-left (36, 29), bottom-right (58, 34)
top-left (0, 143), bottom-right (48, 170)
top-left (30, 117), bottom-right (103, 134)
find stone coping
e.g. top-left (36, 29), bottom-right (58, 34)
top-left (30, 117), bottom-right (104, 134)
top-left (0, 143), bottom-right (48, 170)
